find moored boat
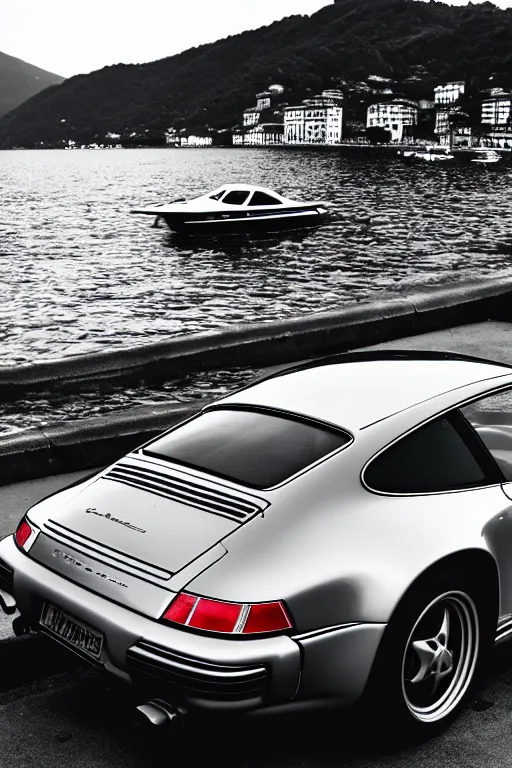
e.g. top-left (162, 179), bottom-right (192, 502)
top-left (131, 184), bottom-right (331, 235)
top-left (412, 145), bottom-right (454, 162)
top-left (471, 149), bottom-right (501, 164)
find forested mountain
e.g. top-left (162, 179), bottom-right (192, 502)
top-left (1, 0), bottom-right (512, 148)
top-left (0, 51), bottom-right (64, 121)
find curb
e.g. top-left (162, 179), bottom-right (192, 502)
top-left (0, 402), bottom-right (199, 486)
top-left (3, 276), bottom-right (512, 395)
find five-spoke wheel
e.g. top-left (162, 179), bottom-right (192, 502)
top-left (401, 591), bottom-right (479, 723)
top-left (361, 571), bottom-right (495, 744)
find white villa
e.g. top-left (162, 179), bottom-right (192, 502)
top-left (283, 90), bottom-right (344, 145)
top-left (434, 81), bottom-right (465, 106)
top-left (434, 80), bottom-right (465, 143)
top-left (180, 135), bottom-right (213, 147)
top-left (366, 99), bottom-right (418, 142)
top-left (481, 90), bottom-right (512, 147)
top-left (242, 84), bottom-right (285, 127)
top-left (233, 123), bottom-right (284, 146)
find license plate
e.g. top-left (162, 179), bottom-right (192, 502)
top-left (40, 603), bottom-right (104, 660)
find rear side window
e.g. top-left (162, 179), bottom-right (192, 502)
top-left (143, 407), bottom-right (351, 489)
top-left (248, 192), bottom-right (282, 206)
top-left (461, 389), bottom-right (512, 481)
top-left (364, 414), bottom-right (489, 494)
top-left (222, 191), bottom-right (250, 205)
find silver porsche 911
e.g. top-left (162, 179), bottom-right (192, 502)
top-left (3, 350), bottom-right (512, 741)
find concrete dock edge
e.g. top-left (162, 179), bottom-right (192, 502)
top-left (3, 276), bottom-right (512, 485)
top-left (3, 276), bottom-right (512, 394)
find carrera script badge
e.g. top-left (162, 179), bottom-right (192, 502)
top-left (52, 549), bottom-right (128, 588)
top-left (85, 508), bottom-right (146, 534)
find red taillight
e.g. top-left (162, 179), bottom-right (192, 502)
top-left (188, 598), bottom-right (241, 633)
top-left (162, 592), bottom-right (293, 635)
top-left (242, 602), bottom-right (291, 634)
top-left (15, 519), bottom-right (32, 549)
top-left (165, 593), bottom-right (196, 624)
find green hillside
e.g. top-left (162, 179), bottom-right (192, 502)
top-left (0, 0), bottom-right (511, 148)
top-left (0, 51), bottom-right (64, 121)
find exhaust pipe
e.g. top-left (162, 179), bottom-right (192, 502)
top-left (136, 699), bottom-right (183, 727)
top-left (0, 589), bottom-right (16, 615)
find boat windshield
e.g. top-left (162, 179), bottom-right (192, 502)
top-left (209, 190), bottom-right (226, 200)
top-left (222, 190), bottom-right (251, 205)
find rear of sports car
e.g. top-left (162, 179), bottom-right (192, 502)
top-left (0, 405), bottom-right (379, 720)
top-left (0, 460), bottom-right (297, 714)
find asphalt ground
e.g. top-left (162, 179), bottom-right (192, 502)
top-left (2, 321), bottom-right (512, 766)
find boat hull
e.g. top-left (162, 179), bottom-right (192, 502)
top-left (156, 207), bottom-right (329, 235)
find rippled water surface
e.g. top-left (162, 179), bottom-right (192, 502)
top-left (3, 147), bottom-right (512, 366)
top-left (3, 147), bottom-right (512, 433)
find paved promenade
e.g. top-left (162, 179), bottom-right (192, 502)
top-left (1, 320), bottom-right (512, 767)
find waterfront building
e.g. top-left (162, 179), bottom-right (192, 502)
top-left (434, 81), bottom-right (465, 106)
top-left (180, 135), bottom-right (213, 147)
top-left (232, 123), bottom-right (284, 146)
top-left (434, 81), bottom-right (465, 144)
top-left (165, 127), bottom-right (179, 145)
top-left (283, 90), bottom-right (343, 145)
top-left (366, 99), bottom-right (418, 143)
top-left (481, 91), bottom-right (512, 147)
top-left (243, 109), bottom-right (260, 127)
top-left (451, 125), bottom-right (477, 148)
top-left (242, 84), bottom-right (285, 127)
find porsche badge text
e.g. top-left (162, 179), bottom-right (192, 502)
top-left (85, 508), bottom-right (146, 533)
top-left (52, 549), bottom-right (129, 588)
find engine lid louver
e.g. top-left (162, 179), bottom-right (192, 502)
top-left (102, 457), bottom-right (269, 523)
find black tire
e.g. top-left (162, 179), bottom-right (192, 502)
top-left (358, 569), bottom-right (496, 747)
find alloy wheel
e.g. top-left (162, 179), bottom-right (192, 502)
top-left (401, 590), bottom-right (480, 723)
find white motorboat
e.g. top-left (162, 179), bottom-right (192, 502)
top-left (131, 184), bottom-right (331, 235)
top-left (472, 149), bottom-right (501, 164)
top-left (412, 145), bottom-right (454, 162)
top-left (397, 148), bottom-right (417, 158)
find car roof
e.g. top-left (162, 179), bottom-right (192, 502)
top-left (217, 351), bottom-right (512, 431)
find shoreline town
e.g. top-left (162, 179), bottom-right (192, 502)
top-left (63, 79), bottom-right (512, 153)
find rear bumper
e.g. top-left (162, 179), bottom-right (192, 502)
top-left (0, 536), bottom-right (385, 715)
top-left (0, 537), bottom-right (299, 713)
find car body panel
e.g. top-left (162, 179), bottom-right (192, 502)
top-left (296, 623), bottom-right (386, 703)
top-left (186, 462), bottom-right (510, 626)
top-left (27, 531), bottom-right (177, 618)
top-left (25, 454), bottom-right (269, 594)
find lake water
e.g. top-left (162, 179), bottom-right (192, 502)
top-left (3, 146), bottom-right (512, 433)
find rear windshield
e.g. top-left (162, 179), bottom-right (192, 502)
top-left (142, 407), bottom-right (351, 489)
